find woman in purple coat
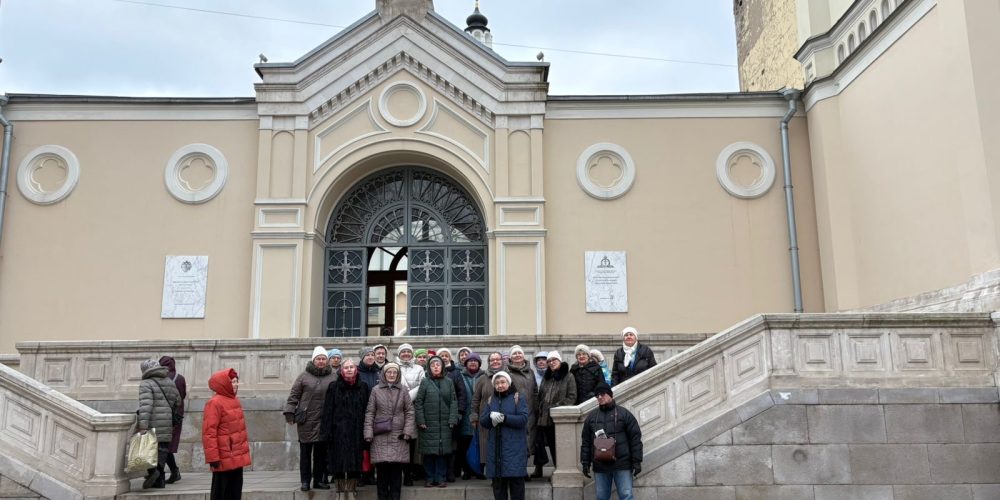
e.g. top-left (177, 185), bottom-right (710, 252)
top-left (158, 356), bottom-right (186, 484)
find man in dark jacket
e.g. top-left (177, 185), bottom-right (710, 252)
top-left (580, 383), bottom-right (642, 500)
top-left (612, 327), bottom-right (657, 385)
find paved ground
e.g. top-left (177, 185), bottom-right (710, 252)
top-left (121, 471), bottom-right (553, 499)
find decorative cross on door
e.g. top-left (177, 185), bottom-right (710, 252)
top-left (451, 249), bottom-right (484, 281)
top-left (414, 250), bottom-right (444, 282)
top-left (329, 252), bottom-right (363, 284)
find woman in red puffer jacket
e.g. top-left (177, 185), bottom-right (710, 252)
top-left (202, 368), bottom-right (252, 500)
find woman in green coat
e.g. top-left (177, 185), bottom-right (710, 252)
top-left (414, 356), bottom-right (459, 487)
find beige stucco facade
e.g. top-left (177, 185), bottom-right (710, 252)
top-left (0, 0), bottom-right (997, 352)
top-left (801, 0), bottom-right (1000, 310)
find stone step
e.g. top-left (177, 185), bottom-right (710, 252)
top-left (120, 472), bottom-right (553, 499)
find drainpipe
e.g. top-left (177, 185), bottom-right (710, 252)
top-left (0, 95), bottom-right (11, 249)
top-left (779, 88), bottom-right (804, 313)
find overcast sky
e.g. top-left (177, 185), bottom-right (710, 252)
top-left (0, 0), bottom-right (739, 97)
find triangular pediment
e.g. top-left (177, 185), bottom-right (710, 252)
top-left (254, 9), bottom-right (548, 127)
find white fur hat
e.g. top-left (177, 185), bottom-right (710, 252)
top-left (311, 346), bottom-right (328, 361)
top-left (492, 371), bottom-right (512, 385)
top-left (547, 350), bottom-right (562, 361)
top-left (622, 326), bottom-right (639, 338)
top-left (575, 344), bottom-right (591, 356)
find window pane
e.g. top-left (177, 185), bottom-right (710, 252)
top-left (368, 285), bottom-right (386, 304)
top-left (367, 305), bottom-right (386, 325)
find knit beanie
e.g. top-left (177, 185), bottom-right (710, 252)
top-left (140, 359), bottom-right (159, 372)
top-left (622, 326), bottom-right (639, 338)
top-left (575, 344), bottom-right (591, 356)
top-left (534, 351), bottom-right (548, 361)
top-left (547, 351), bottom-right (562, 362)
top-left (437, 347), bottom-right (453, 357)
top-left (359, 346), bottom-right (375, 358)
top-left (510, 345), bottom-right (525, 356)
top-left (492, 371), bottom-right (512, 386)
top-left (312, 346), bottom-right (328, 361)
top-left (327, 348), bottom-right (343, 359)
top-left (414, 348), bottom-right (429, 358)
top-left (397, 343), bottom-right (414, 357)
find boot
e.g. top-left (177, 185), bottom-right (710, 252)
top-left (142, 469), bottom-right (160, 489)
top-left (300, 482), bottom-right (311, 492)
top-left (530, 464), bottom-right (544, 479)
top-left (152, 469), bottom-right (166, 489)
top-left (166, 470), bottom-right (182, 484)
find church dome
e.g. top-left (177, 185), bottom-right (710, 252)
top-left (465, 4), bottom-right (489, 33)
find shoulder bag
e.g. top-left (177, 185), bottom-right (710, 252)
top-left (373, 386), bottom-right (402, 435)
top-left (593, 409), bottom-right (618, 463)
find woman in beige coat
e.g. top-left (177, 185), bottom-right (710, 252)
top-left (365, 362), bottom-right (415, 500)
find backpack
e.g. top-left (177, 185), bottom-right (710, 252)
top-left (487, 392), bottom-right (519, 407)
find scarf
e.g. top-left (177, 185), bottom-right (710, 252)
top-left (622, 343), bottom-right (637, 368)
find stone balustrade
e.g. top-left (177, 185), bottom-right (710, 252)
top-left (0, 362), bottom-right (134, 499)
top-left (13, 334), bottom-right (706, 401)
top-left (549, 312), bottom-right (999, 496)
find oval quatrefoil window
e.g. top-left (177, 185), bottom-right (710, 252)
top-left (576, 143), bottom-right (636, 200)
top-left (17, 145), bottom-right (80, 205)
top-left (715, 142), bottom-right (776, 199)
top-left (378, 81), bottom-right (427, 127)
top-left (164, 144), bottom-right (229, 204)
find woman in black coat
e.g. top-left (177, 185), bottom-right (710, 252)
top-left (612, 327), bottom-right (657, 385)
top-left (570, 345), bottom-right (606, 405)
top-left (323, 358), bottom-right (371, 496)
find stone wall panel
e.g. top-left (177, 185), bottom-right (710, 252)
top-left (806, 405), bottom-right (886, 444)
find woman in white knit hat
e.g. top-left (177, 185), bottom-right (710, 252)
top-left (612, 327), bottom-right (657, 385)
top-left (283, 346), bottom-right (337, 492)
top-left (570, 344), bottom-right (606, 405)
top-left (531, 350), bottom-right (577, 478)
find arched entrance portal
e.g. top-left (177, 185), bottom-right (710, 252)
top-left (325, 167), bottom-right (488, 337)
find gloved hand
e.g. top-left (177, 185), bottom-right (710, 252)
top-left (581, 463), bottom-right (591, 478)
top-left (209, 461), bottom-right (220, 469)
top-left (490, 411), bottom-right (505, 425)
top-left (632, 463), bottom-right (641, 477)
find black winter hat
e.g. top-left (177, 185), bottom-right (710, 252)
top-left (594, 382), bottom-right (613, 398)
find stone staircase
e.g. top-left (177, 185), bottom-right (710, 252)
top-left (2, 315), bottom-right (999, 499)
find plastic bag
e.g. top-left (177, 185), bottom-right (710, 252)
top-left (125, 429), bottom-right (158, 474)
top-left (466, 435), bottom-right (482, 475)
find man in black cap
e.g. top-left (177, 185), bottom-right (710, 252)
top-left (579, 383), bottom-right (642, 500)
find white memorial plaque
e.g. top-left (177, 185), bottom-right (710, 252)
top-left (585, 251), bottom-right (628, 312)
top-left (161, 255), bottom-right (208, 318)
